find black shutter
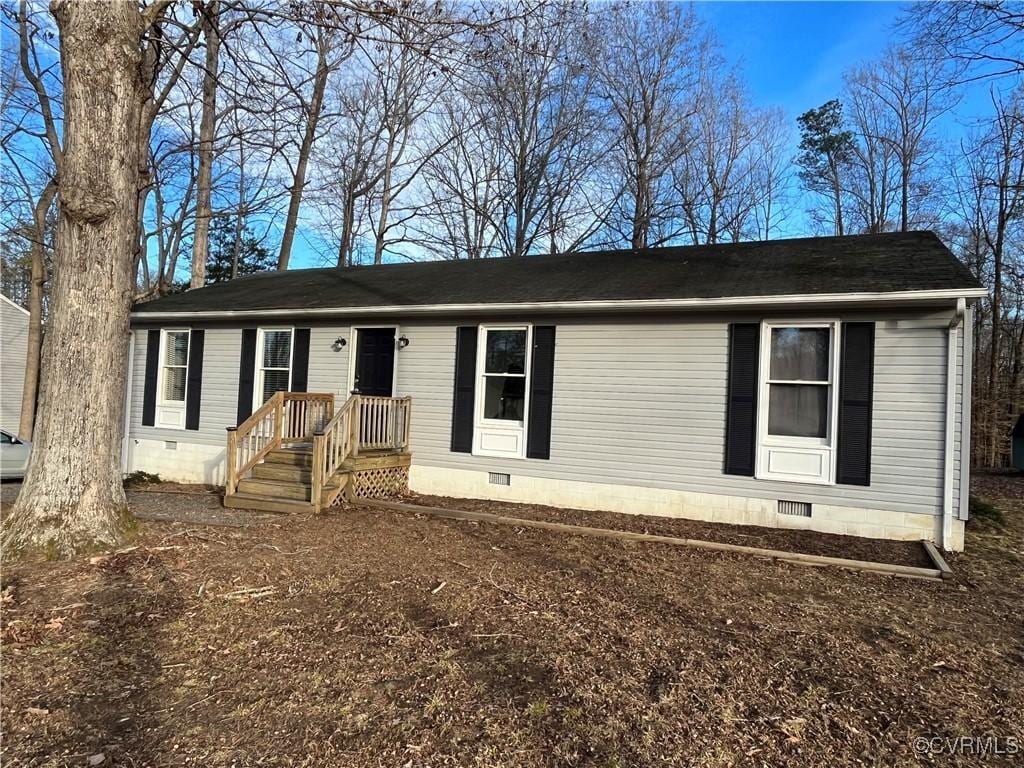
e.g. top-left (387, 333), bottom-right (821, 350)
top-left (724, 323), bottom-right (760, 476)
top-left (527, 326), bottom-right (556, 459)
top-left (236, 328), bottom-right (258, 425)
top-left (836, 322), bottom-right (875, 486)
top-left (141, 329), bottom-right (160, 427)
top-left (292, 328), bottom-right (311, 392)
top-left (450, 326), bottom-right (477, 453)
top-left (185, 329), bottom-right (205, 430)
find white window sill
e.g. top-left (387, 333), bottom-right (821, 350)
top-left (155, 404), bottom-right (187, 430)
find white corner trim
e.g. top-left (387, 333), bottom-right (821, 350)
top-left (121, 331), bottom-right (135, 474)
top-left (959, 306), bottom-right (973, 521)
top-left (941, 299), bottom-right (965, 550)
top-left (129, 288), bottom-right (990, 322)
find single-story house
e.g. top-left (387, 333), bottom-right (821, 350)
top-left (125, 231), bottom-right (986, 551)
top-left (1, 293), bottom-right (29, 437)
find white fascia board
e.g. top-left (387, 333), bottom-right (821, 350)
top-left (130, 287), bottom-right (990, 322)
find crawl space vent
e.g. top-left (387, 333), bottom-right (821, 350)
top-left (164, 441), bottom-right (178, 451)
top-left (488, 472), bottom-right (511, 486)
top-left (778, 499), bottom-right (811, 517)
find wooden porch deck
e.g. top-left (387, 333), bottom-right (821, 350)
top-left (223, 392), bottom-right (411, 514)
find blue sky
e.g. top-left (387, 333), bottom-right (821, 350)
top-left (702, 1), bottom-right (905, 121)
top-left (702, 1), bottom-right (996, 127)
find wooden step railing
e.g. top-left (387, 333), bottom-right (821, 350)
top-left (311, 394), bottom-right (412, 511)
top-left (225, 392), bottom-right (334, 495)
top-left (226, 392), bottom-right (412, 508)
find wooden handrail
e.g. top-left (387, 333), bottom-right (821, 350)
top-left (225, 391), bottom-right (411, 508)
top-left (225, 391), bottom-right (334, 495)
top-left (310, 394), bottom-right (412, 511)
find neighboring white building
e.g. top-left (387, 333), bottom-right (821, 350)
top-left (1, 293), bottom-right (29, 437)
top-left (124, 232), bottom-right (986, 551)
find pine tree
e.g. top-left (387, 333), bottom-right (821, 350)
top-left (796, 100), bottom-right (856, 235)
top-left (206, 216), bottom-right (275, 283)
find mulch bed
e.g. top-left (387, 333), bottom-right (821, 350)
top-left (1, 474), bottom-right (1022, 766)
top-left (404, 493), bottom-right (936, 569)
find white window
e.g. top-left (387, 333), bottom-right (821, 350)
top-left (155, 329), bottom-right (190, 429)
top-left (474, 325), bottom-right (531, 458)
top-left (256, 328), bottom-right (293, 404)
top-left (757, 321), bottom-right (839, 484)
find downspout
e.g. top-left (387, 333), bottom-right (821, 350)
top-left (942, 298), bottom-right (966, 551)
top-left (121, 329), bottom-right (135, 476)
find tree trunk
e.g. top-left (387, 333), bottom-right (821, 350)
top-left (190, 1), bottom-right (219, 289)
top-left (900, 158), bottom-right (910, 232)
top-left (231, 130), bottom-right (244, 280)
top-left (278, 37), bottom-right (329, 271)
top-left (17, 180), bottom-right (57, 440)
top-left (632, 164), bottom-right (648, 250)
top-left (337, 192), bottom-right (356, 267)
top-left (373, 141), bottom-right (395, 265)
top-left (4, 0), bottom-right (146, 558)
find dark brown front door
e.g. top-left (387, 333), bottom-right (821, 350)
top-left (353, 328), bottom-right (395, 396)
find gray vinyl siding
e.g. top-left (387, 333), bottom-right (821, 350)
top-left (128, 325), bottom-right (353, 446)
top-left (129, 327), bottom-right (241, 446)
top-left (397, 311), bottom-right (961, 518)
top-left (1, 298), bottom-right (28, 435)
top-left (127, 307), bottom-right (969, 520)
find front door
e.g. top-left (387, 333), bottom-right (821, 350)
top-left (352, 328), bottom-right (395, 396)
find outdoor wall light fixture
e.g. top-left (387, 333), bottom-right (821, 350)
top-left (332, 337), bottom-right (347, 352)
top-left (398, 335), bottom-right (410, 349)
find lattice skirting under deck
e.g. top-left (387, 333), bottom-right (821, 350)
top-left (352, 465), bottom-right (409, 499)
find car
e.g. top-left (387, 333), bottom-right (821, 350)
top-left (0, 429), bottom-right (31, 480)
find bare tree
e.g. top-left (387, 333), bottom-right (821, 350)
top-left (2, 1), bottom-right (60, 439)
top-left (847, 47), bottom-right (957, 232)
top-left (594, 1), bottom-right (707, 249)
top-left (466, 2), bottom-right (603, 257)
top-left (3, 0), bottom-right (187, 557)
top-left (274, 22), bottom-right (351, 270)
top-left (748, 108), bottom-right (793, 240)
top-left (674, 67), bottom-right (763, 244)
top-left (190, 0), bottom-right (221, 288)
top-left (412, 92), bottom-right (503, 259)
top-left (843, 67), bottom-right (900, 233)
top-left (902, 1), bottom-right (1023, 82)
top-left (364, 21), bottom-right (445, 263)
top-left (971, 88), bottom-right (1024, 465)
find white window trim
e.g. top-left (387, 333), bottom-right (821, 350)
top-left (473, 323), bottom-right (533, 459)
top-left (157, 328), bottom-right (190, 408)
top-left (345, 325), bottom-right (400, 398)
top-left (254, 327), bottom-right (294, 406)
top-left (755, 319), bottom-right (841, 485)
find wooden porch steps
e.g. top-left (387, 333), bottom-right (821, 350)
top-left (224, 446), bottom-right (347, 513)
top-left (223, 392), bottom-right (413, 514)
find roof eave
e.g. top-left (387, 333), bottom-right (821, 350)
top-left (129, 287), bottom-right (989, 322)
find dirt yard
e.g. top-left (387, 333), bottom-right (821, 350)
top-left (2, 474), bottom-right (1022, 767)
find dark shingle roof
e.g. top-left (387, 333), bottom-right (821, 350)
top-left (133, 231), bottom-right (983, 316)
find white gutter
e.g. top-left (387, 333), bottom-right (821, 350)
top-left (942, 297), bottom-right (966, 551)
top-left (130, 287), bottom-right (989, 322)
